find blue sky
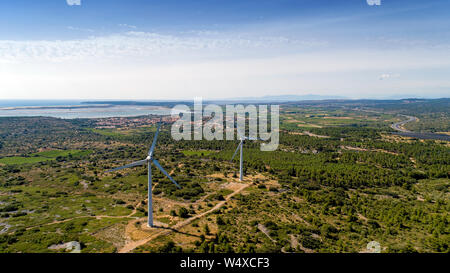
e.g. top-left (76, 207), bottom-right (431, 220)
top-left (0, 0), bottom-right (449, 99)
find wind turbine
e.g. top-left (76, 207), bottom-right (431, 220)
top-left (106, 123), bottom-right (181, 227)
top-left (230, 134), bottom-right (260, 181)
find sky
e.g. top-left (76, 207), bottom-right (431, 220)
top-left (0, 0), bottom-right (449, 100)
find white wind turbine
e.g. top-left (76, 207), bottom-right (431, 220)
top-left (106, 123), bottom-right (180, 227)
top-left (230, 133), bottom-right (261, 181)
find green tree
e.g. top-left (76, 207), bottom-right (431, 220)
top-left (178, 207), bottom-right (189, 218)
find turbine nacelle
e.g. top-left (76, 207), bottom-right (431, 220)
top-left (238, 132), bottom-right (261, 142)
top-left (231, 133), bottom-right (263, 181)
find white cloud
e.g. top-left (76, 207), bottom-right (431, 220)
top-left (0, 30), bottom-right (449, 100)
top-left (66, 0), bottom-right (81, 6)
top-left (118, 24), bottom-right (137, 29)
top-left (67, 26), bottom-right (94, 33)
top-left (379, 73), bottom-right (400, 80)
top-left (0, 31), bottom-right (324, 63)
top-left (366, 0), bottom-right (381, 6)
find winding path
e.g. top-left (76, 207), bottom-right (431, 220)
top-left (25, 200), bottom-right (142, 231)
top-left (21, 182), bottom-right (251, 253)
top-left (118, 182), bottom-right (251, 253)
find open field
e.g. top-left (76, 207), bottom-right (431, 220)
top-left (0, 150), bottom-right (92, 165)
top-left (182, 150), bottom-right (217, 157)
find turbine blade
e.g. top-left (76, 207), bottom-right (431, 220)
top-left (152, 159), bottom-right (181, 189)
top-left (148, 123), bottom-right (161, 156)
top-left (230, 142), bottom-right (242, 162)
top-left (106, 159), bottom-right (147, 173)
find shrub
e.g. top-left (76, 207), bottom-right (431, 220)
top-left (178, 207), bottom-right (189, 218)
top-left (216, 216), bottom-right (225, 225)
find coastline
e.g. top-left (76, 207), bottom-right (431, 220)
top-left (0, 104), bottom-right (174, 119)
top-left (0, 104), bottom-right (112, 111)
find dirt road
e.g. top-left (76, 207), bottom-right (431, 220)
top-left (118, 182), bottom-right (251, 253)
top-left (26, 201), bottom-right (142, 231)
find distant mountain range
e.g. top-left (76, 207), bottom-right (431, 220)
top-left (220, 94), bottom-right (348, 102)
top-left (82, 95), bottom-right (348, 105)
top-left (221, 94), bottom-right (448, 102)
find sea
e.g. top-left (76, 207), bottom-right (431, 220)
top-left (0, 100), bottom-right (175, 119)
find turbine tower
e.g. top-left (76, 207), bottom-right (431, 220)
top-left (230, 134), bottom-right (260, 181)
top-left (106, 123), bottom-right (180, 227)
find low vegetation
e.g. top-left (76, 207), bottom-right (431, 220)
top-left (0, 99), bottom-right (448, 253)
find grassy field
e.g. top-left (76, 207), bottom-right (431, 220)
top-left (87, 126), bottom-right (157, 137)
top-left (0, 156), bottom-right (53, 165)
top-left (182, 150), bottom-right (217, 157)
top-left (0, 150), bottom-right (92, 165)
top-left (87, 128), bottom-right (128, 137)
